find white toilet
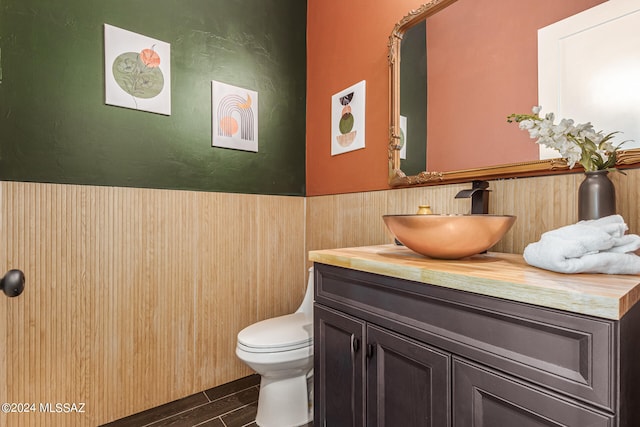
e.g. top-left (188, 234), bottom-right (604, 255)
top-left (236, 267), bottom-right (314, 427)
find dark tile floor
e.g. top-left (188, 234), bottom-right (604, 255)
top-left (101, 374), bottom-right (313, 427)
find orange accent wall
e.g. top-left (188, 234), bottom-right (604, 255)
top-left (307, 0), bottom-right (423, 196)
top-left (306, 0), bottom-right (605, 196)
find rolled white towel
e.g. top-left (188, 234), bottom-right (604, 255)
top-left (604, 234), bottom-right (640, 254)
top-left (536, 215), bottom-right (635, 255)
top-left (523, 215), bottom-right (640, 274)
top-left (524, 242), bottom-right (640, 274)
top-left (543, 213), bottom-right (625, 241)
top-left (585, 214), bottom-right (627, 233)
top-left (538, 224), bottom-right (616, 255)
top-left (525, 247), bottom-right (640, 274)
top-left (581, 214), bottom-right (628, 238)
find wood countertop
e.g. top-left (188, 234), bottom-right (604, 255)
top-left (309, 244), bottom-right (640, 320)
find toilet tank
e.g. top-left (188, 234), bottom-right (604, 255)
top-left (295, 267), bottom-right (314, 315)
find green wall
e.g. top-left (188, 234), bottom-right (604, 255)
top-left (400, 20), bottom-right (427, 177)
top-left (0, 0), bottom-right (306, 195)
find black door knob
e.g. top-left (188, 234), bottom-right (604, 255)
top-left (1, 269), bottom-right (25, 297)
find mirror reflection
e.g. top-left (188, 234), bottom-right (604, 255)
top-left (389, 0), bottom-right (640, 186)
top-left (399, 20), bottom-right (427, 176)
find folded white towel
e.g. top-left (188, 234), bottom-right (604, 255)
top-left (523, 215), bottom-right (640, 274)
top-left (541, 213), bottom-right (627, 242)
top-left (604, 234), bottom-right (640, 254)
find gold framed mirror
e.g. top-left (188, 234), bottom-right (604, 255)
top-left (388, 0), bottom-right (640, 187)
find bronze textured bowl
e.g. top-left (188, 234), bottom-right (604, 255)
top-left (382, 214), bottom-right (516, 259)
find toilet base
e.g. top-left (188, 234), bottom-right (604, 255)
top-left (256, 373), bottom-right (313, 427)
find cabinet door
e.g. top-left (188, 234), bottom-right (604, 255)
top-left (314, 304), bottom-right (366, 427)
top-left (367, 325), bottom-right (451, 427)
top-left (453, 358), bottom-right (613, 427)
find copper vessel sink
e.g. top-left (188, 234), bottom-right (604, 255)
top-left (383, 214), bottom-right (516, 259)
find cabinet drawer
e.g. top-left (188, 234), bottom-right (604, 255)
top-left (453, 358), bottom-right (612, 426)
top-left (314, 263), bottom-right (615, 410)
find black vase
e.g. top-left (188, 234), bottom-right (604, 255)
top-left (578, 170), bottom-right (616, 221)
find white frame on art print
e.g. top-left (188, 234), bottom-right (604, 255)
top-left (104, 24), bottom-right (171, 115)
top-left (331, 80), bottom-right (366, 156)
top-left (211, 80), bottom-right (259, 152)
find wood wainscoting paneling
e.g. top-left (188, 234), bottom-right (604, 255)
top-left (306, 169), bottom-right (640, 261)
top-left (0, 182), bottom-right (306, 426)
top-left (1, 168), bottom-right (638, 426)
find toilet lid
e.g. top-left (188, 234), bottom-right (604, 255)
top-left (237, 312), bottom-right (312, 352)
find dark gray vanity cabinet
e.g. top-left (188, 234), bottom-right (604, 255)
top-left (314, 304), bottom-right (450, 427)
top-left (366, 324), bottom-right (450, 426)
top-left (314, 304), bottom-right (365, 427)
top-left (453, 359), bottom-right (611, 426)
top-left (313, 262), bottom-right (640, 427)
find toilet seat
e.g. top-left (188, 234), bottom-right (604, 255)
top-left (235, 268), bottom-right (315, 427)
top-left (237, 312), bottom-right (312, 353)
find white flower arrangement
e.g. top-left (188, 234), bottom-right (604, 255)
top-left (507, 106), bottom-right (625, 171)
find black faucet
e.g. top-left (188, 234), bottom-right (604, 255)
top-left (455, 180), bottom-right (490, 214)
